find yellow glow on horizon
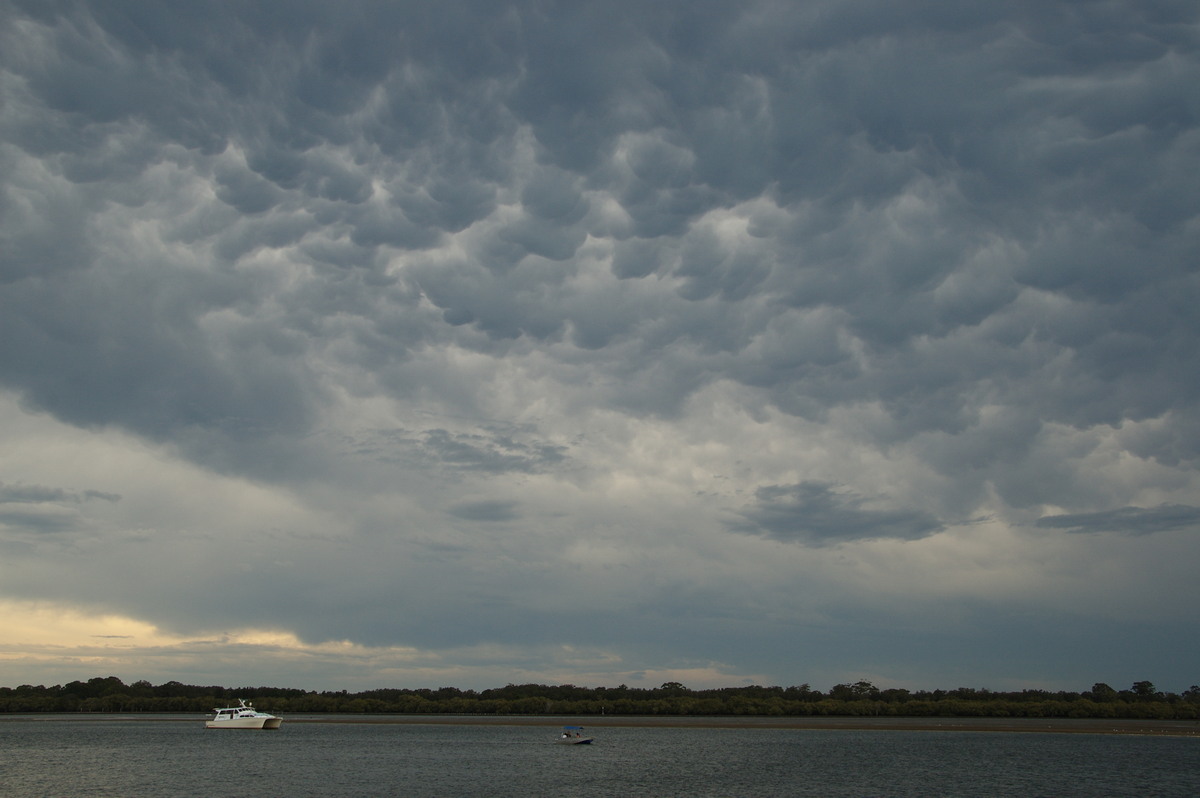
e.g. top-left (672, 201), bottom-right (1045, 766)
top-left (0, 601), bottom-right (172, 652)
top-left (0, 601), bottom-right (376, 656)
top-left (0, 600), bottom-right (427, 680)
top-left (0, 601), bottom-right (759, 692)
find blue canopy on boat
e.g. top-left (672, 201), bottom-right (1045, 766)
top-left (562, 725), bottom-right (584, 730)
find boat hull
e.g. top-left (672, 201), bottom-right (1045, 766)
top-left (557, 737), bottom-right (594, 744)
top-left (205, 716), bottom-right (282, 729)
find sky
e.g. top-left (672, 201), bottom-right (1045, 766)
top-left (1, 0), bottom-right (1198, 695)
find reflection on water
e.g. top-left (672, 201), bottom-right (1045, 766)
top-left (0, 717), bottom-right (1197, 797)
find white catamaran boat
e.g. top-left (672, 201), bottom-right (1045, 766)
top-left (556, 725), bottom-right (594, 744)
top-left (205, 698), bottom-right (282, 729)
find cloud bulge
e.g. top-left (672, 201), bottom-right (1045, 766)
top-left (1, 0), bottom-right (1199, 692)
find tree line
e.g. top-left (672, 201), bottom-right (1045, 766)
top-left (2, 677), bottom-right (1198, 719)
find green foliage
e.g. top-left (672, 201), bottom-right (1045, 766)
top-left (1, 677), bottom-right (1195, 719)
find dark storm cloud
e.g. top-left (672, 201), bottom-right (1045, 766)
top-left (0, 482), bottom-right (110, 536)
top-left (730, 482), bottom-right (944, 546)
top-left (0, 508), bottom-right (81, 534)
top-left (1036, 504), bottom-right (1200, 536)
top-left (0, 481), bottom-right (118, 504)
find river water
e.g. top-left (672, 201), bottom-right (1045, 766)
top-left (1, 716), bottom-right (1197, 797)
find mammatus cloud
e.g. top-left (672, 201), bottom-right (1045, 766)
top-left (0, 1), bottom-right (1199, 692)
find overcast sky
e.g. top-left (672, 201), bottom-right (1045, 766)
top-left (2, 0), bottom-right (1198, 694)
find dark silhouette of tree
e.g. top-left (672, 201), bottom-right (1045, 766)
top-left (1, 676), bottom-right (1196, 719)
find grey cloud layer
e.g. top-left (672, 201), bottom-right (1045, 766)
top-left (2, 0), bottom-right (1199, 689)
top-left (1036, 504), bottom-right (1200, 536)
top-left (731, 482), bottom-right (944, 545)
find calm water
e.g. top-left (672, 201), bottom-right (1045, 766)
top-left (1, 717), bottom-right (1197, 797)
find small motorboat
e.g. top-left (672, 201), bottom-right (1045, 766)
top-left (556, 725), bottom-right (594, 744)
top-left (205, 698), bottom-right (282, 729)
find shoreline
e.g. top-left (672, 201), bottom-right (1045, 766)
top-left (7, 713), bottom-right (1195, 736)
